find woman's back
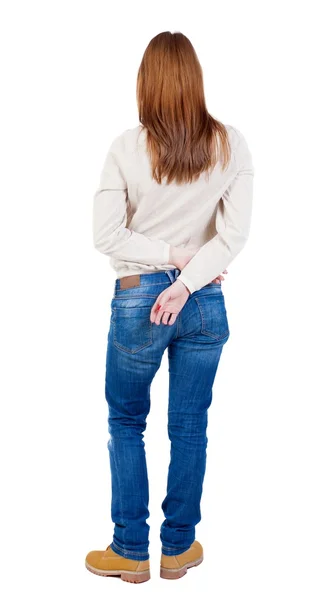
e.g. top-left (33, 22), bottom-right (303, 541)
top-left (93, 122), bottom-right (254, 294)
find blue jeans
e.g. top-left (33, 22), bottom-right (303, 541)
top-left (105, 268), bottom-right (230, 561)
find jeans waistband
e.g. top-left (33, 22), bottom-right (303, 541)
top-left (114, 269), bottom-right (181, 292)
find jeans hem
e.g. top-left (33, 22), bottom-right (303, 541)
top-left (161, 541), bottom-right (194, 556)
top-left (111, 541), bottom-right (149, 561)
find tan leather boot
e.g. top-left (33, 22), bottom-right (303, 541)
top-left (85, 544), bottom-right (150, 583)
top-left (160, 540), bottom-right (203, 579)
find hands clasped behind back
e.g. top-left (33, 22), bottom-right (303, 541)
top-left (150, 245), bottom-right (228, 326)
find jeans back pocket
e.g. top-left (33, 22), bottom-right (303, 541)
top-left (194, 294), bottom-right (230, 341)
top-left (111, 305), bottom-right (153, 354)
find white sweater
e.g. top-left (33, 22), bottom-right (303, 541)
top-left (92, 123), bottom-right (254, 294)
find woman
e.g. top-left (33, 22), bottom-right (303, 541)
top-left (85, 31), bottom-right (254, 583)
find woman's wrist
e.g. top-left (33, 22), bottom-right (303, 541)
top-left (175, 278), bottom-right (191, 294)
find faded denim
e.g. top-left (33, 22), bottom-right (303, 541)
top-left (105, 268), bottom-right (230, 561)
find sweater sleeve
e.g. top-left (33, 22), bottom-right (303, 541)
top-left (92, 134), bottom-right (171, 264)
top-left (176, 130), bottom-right (254, 294)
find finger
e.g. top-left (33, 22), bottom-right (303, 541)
top-left (150, 291), bottom-right (168, 323)
top-left (156, 303), bottom-right (173, 325)
top-left (155, 308), bottom-right (165, 326)
top-left (162, 311), bottom-right (171, 325)
top-left (151, 308), bottom-right (163, 325)
top-left (168, 313), bottom-right (177, 326)
top-left (153, 303), bottom-right (166, 325)
top-left (154, 291), bottom-right (171, 313)
top-left (150, 305), bottom-right (161, 324)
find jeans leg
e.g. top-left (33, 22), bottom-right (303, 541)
top-left (105, 326), bottom-right (163, 561)
top-left (160, 334), bottom-right (226, 556)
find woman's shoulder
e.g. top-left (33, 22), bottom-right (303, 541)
top-left (109, 124), bottom-right (145, 154)
top-left (224, 123), bottom-right (254, 171)
top-left (224, 123), bottom-right (248, 147)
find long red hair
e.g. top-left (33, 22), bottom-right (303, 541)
top-left (136, 31), bottom-right (231, 185)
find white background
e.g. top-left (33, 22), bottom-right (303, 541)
top-left (1, 1), bottom-right (313, 598)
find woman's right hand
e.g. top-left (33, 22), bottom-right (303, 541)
top-left (169, 245), bottom-right (228, 284)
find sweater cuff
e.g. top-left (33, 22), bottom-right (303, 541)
top-left (176, 273), bottom-right (196, 295)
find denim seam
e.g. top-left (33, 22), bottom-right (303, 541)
top-left (112, 541), bottom-right (149, 558)
top-left (113, 293), bottom-right (167, 299)
top-left (161, 544), bottom-right (191, 550)
top-left (112, 339), bottom-right (153, 354)
top-left (110, 448), bottom-right (125, 547)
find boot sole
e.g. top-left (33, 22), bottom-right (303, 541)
top-left (85, 560), bottom-right (150, 583)
top-left (160, 555), bottom-right (203, 579)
